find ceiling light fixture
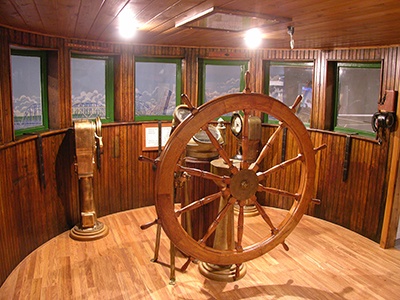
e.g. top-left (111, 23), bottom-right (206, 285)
top-left (287, 26), bottom-right (295, 49)
top-left (244, 28), bottom-right (262, 49)
top-left (119, 9), bottom-right (138, 39)
top-left (175, 7), bottom-right (291, 32)
top-left (175, 7), bottom-right (215, 28)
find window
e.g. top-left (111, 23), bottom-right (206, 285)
top-left (135, 57), bottom-right (182, 121)
top-left (199, 59), bottom-right (248, 105)
top-left (265, 61), bottom-right (313, 124)
top-left (71, 54), bottom-right (114, 122)
top-left (11, 50), bottom-right (48, 135)
top-left (334, 62), bottom-right (381, 134)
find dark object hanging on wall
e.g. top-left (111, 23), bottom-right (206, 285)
top-left (372, 90), bottom-right (397, 144)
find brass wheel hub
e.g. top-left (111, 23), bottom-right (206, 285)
top-left (230, 169), bottom-right (259, 201)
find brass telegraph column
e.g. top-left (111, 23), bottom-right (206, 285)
top-left (70, 117), bottom-right (109, 241)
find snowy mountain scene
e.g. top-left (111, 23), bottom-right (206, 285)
top-left (13, 95), bottom-right (42, 130)
top-left (72, 90), bottom-right (105, 120)
top-left (135, 86), bottom-right (176, 116)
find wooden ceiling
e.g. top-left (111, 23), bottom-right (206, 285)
top-left (1, 0), bottom-right (400, 49)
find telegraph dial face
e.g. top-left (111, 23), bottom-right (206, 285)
top-left (231, 112), bottom-right (243, 137)
top-left (175, 106), bottom-right (191, 123)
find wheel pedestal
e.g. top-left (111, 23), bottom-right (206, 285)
top-left (198, 158), bottom-right (247, 281)
top-left (234, 203), bottom-right (259, 217)
top-left (199, 262), bottom-right (247, 282)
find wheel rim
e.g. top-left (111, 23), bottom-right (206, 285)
top-left (155, 93), bottom-right (316, 265)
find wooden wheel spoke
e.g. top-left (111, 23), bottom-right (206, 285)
top-left (198, 197), bottom-right (236, 246)
top-left (257, 154), bottom-right (303, 181)
top-left (249, 96), bottom-right (303, 173)
top-left (175, 192), bottom-right (222, 218)
top-left (253, 201), bottom-right (278, 234)
top-left (202, 125), bottom-right (239, 174)
top-left (236, 203), bottom-right (245, 252)
top-left (250, 124), bottom-right (285, 173)
top-left (177, 164), bottom-right (230, 185)
top-left (257, 184), bottom-right (300, 200)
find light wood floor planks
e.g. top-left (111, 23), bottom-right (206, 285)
top-left (1, 205), bottom-right (400, 299)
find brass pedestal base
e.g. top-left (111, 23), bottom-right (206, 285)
top-left (70, 221), bottom-right (109, 241)
top-left (199, 262), bottom-right (247, 282)
top-left (234, 204), bottom-right (259, 217)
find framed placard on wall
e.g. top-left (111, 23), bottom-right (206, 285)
top-left (142, 123), bottom-right (172, 151)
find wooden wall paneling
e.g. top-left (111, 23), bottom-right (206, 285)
top-left (106, 125), bottom-right (123, 214)
top-left (364, 141), bottom-right (384, 241)
top-left (360, 141), bottom-right (375, 234)
top-left (0, 27), bottom-right (13, 143)
top-left (55, 130), bottom-right (80, 228)
top-left (320, 134), bottom-right (336, 222)
top-left (119, 125), bottom-right (129, 211)
top-left (310, 133), bottom-right (388, 242)
top-left (246, 51), bottom-right (257, 92)
top-left (382, 48), bottom-right (395, 92)
top-left (93, 125), bottom-right (111, 216)
top-left (106, 124), bottom-right (126, 214)
top-left (119, 125), bottom-right (131, 210)
top-left (183, 48), bottom-right (200, 103)
top-left (341, 135), bottom-right (353, 227)
top-left (349, 139), bottom-right (368, 233)
top-left (261, 125), bottom-right (285, 208)
top-left (114, 52), bottom-right (123, 121)
top-left (47, 50), bottom-right (62, 129)
top-left (126, 125), bottom-right (137, 209)
top-left (316, 51), bottom-right (330, 129)
top-left (0, 28), bottom-right (6, 144)
top-left (129, 125), bottom-right (140, 209)
top-left (135, 125), bottom-right (146, 208)
top-left (344, 137), bottom-right (361, 229)
top-left (137, 126), bottom-right (158, 208)
top-left (314, 133), bottom-right (334, 220)
top-left (43, 134), bottom-right (71, 233)
top-left (364, 141), bottom-right (388, 241)
top-left (308, 131), bottom-right (324, 215)
top-left (115, 46), bottom-right (135, 122)
top-left (380, 61), bottom-right (400, 248)
top-left (14, 141), bottom-right (34, 250)
top-left (95, 124), bottom-right (157, 212)
top-left (328, 133), bottom-right (345, 223)
top-left (0, 147), bottom-right (21, 285)
top-left (253, 49), bottom-right (264, 93)
top-left (58, 40), bottom-right (72, 128)
top-left (8, 28), bottom-right (58, 49)
top-left (137, 150), bottom-right (157, 208)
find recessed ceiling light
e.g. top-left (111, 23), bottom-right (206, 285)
top-left (244, 28), bottom-right (262, 48)
top-left (119, 9), bottom-right (138, 39)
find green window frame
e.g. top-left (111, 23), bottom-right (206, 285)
top-left (71, 54), bottom-right (114, 123)
top-left (134, 57), bottom-right (182, 121)
top-left (199, 59), bottom-right (248, 105)
top-left (264, 61), bottom-right (314, 125)
top-left (11, 49), bottom-right (49, 136)
top-left (334, 62), bottom-right (381, 136)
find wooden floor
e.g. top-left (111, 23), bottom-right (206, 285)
top-left (1, 205), bottom-right (400, 300)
